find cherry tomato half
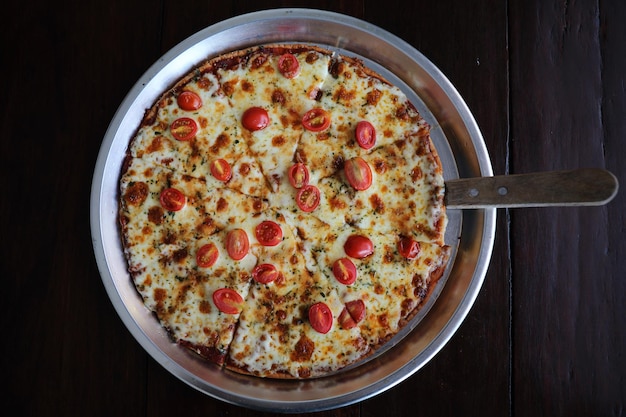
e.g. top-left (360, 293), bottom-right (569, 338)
top-left (225, 229), bottom-right (249, 261)
top-left (255, 220), bottom-right (283, 247)
top-left (278, 53), bottom-right (301, 79)
top-left (242, 106), bottom-right (269, 131)
top-left (296, 185), bottom-right (321, 212)
top-left (309, 302), bottom-right (333, 334)
top-left (288, 163), bottom-right (309, 189)
top-left (252, 263), bottom-right (279, 284)
top-left (170, 117), bottom-right (198, 141)
top-left (302, 108), bottom-right (331, 132)
top-left (346, 299), bottom-right (366, 322)
top-left (210, 159), bottom-right (232, 182)
top-left (159, 188), bottom-right (186, 211)
top-left (398, 236), bottom-right (421, 259)
top-left (338, 299), bottom-right (366, 330)
top-left (177, 91), bottom-right (203, 111)
top-left (332, 257), bottom-right (357, 285)
top-left (355, 120), bottom-right (376, 149)
top-left (344, 157), bottom-right (373, 191)
top-left (338, 308), bottom-right (356, 330)
top-left (344, 235), bottom-right (374, 259)
top-left (196, 243), bottom-right (219, 268)
top-left (212, 288), bottom-right (244, 315)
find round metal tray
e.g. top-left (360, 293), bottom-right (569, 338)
top-left (90, 8), bottom-right (495, 413)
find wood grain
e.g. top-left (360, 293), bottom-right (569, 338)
top-left (2, 0), bottom-right (624, 416)
top-left (509, 1), bottom-right (626, 415)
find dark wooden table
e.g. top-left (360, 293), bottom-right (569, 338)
top-left (3, 1), bottom-right (625, 416)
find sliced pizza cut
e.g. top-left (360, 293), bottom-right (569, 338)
top-left (122, 186), bottom-right (288, 366)
top-left (127, 70), bottom-right (270, 199)
top-left (128, 71), bottom-right (229, 174)
top-left (293, 217), bottom-right (450, 346)
top-left (119, 159), bottom-right (267, 271)
top-left (120, 159), bottom-right (199, 272)
top-left (130, 225), bottom-right (258, 365)
top-left (294, 54), bottom-right (430, 181)
top-left (309, 133), bottom-right (446, 245)
top-left (119, 44), bottom-right (451, 379)
top-left (216, 46), bottom-right (332, 191)
top-left (227, 215), bottom-right (370, 378)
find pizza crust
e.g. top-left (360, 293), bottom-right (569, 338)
top-left (119, 44), bottom-right (450, 379)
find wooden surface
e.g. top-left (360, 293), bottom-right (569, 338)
top-left (2, 1), bottom-right (624, 416)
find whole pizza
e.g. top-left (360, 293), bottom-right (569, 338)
top-left (119, 44), bottom-right (450, 378)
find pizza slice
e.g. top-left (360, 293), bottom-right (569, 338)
top-left (130, 226), bottom-right (258, 365)
top-left (216, 46), bottom-right (332, 191)
top-left (267, 132), bottom-right (446, 246)
top-left (311, 133), bottom-right (447, 245)
top-left (127, 70), bottom-right (270, 199)
top-left (226, 212), bottom-right (370, 378)
top-left (119, 160), bottom-right (266, 364)
top-left (293, 216), bottom-right (450, 347)
top-left (294, 54), bottom-right (430, 181)
top-left (119, 159), bottom-right (268, 266)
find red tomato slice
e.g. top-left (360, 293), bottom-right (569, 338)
top-left (398, 236), bottom-right (421, 259)
top-left (345, 299), bottom-right (366, 323)
top-left (210, 159), bottom-right (232, 182)
top-left (344, 235), bottom-right (374, 259)
top-left (355, 120), bottom-right (376, 149)
top-left (278, 53), bottom-right (301, 78)
top-left (225, 229), bottom-right (249, 260)
top-left (338, 300), bottom-right (366, 330)
top-left (177, 91), bottom-right (202, 111)
top-left (338, 308), bottom-right (356, 329)
top-left (242, 106), bottom-right (269, 131)
top-left (196, 243), bottom-right (219, 268)
top-left (302, 108), bottom-right (331, 132)
top-left (308, 302), bottom-right (333, 334)
top-left (212, 288), bottom-right (244, 315)
top-left (344, 157), bottom-right (373, 191)
top-left (255, 220), bottom-right (283, 247)
top-left (288, 163), bottom-right (309, 189)
top-left (159, 188), bottom-right (186, 211)
top-left (170, 117), bottom-right (198, 141)
top-left (332, 257), bottom-right (357, 285)
top-left (296, 185), bottom-right (321, 212)
top-left (252, 263), bottom-right (279, 284)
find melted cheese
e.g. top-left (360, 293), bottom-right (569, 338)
top-left (120, 45), bottom-right (448, 378)
top-left (296, 219), bottom-right (450, 345)
top-left (295, 55), bottom-right (429, 180)
top-left (228, 222), bottom-right (369, 377)
top-left (217, 50), bottom-right (331, 191)
top-left (315, 135), bottom-right (447, 244)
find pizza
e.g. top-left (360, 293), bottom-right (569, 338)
top-left (118, 44), bottom-right (450, 378)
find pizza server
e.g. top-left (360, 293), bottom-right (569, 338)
top-left (445, 168), bottom-right (618, 209)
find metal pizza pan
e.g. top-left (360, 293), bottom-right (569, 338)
top-left (90, 8), bottom-right (495, 413)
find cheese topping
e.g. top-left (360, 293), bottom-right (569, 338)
top-left (119, 45), bottom-right (449, 378)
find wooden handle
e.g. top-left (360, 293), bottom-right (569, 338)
top-left (444, 168), bottom-right (619, 209)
